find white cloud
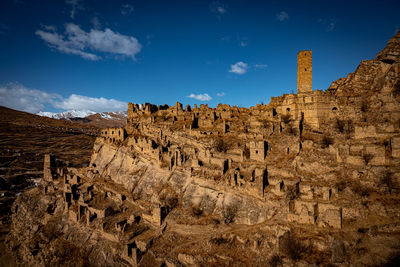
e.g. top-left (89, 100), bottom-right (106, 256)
top-left (0, 83), bottom-right (61, 113)
top-left (210, 2), bottom-right (227, 17)
top-left (254, 64), bottom-right (268, 69)
top-left (217, 92), bottom-right (225, 97)
top-left (66, 0), bottom-right (84, 19)
top-left (276, 11), bottom-right (289, 21)
top-left (41, 24), bottom-right (57, 32)
top-left (121, 4), bottom-right (134, 15)
top-left (53, 94), bottom-right (126, 112)
top-left (319, 18), bottom-right (336, 32)
top-left (229, 61), bottom-right (249, 75)
top-left (0, 83), bottom-right (127, 113)
top-left (217, 6), bottom-right (227, 14)
top-left (187, 93), bottom-right (212, 101)
top-left (91, 16), bottom-right (101, 30)
top-left (36, 23), bottom-right (142, 61)
top-left (326, 22), bottom-right (335, 32)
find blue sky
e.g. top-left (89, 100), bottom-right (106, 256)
top-left (0, 0), bottom-right (399, 113)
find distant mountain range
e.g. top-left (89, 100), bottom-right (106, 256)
top-left (36, 109), bottom-right (127, 128)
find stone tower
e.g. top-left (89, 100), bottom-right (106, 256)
top-left (297, 50), bottom-right (312, 93)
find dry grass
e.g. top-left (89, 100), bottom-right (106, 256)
top-left (286, 185), bottom-right (299, 200)
top-left (191, 206), bottom-right (203, 218)
top-left (213, 138), bottom-right (231, 153)
top-left (335, 118), bottom-right (346, 133)
top-left (321, 135), bottom-right (334, 148)
top-left (392, 80), bottom-right (400, 98)
top-left (286, 125), bottom-right (298, 136)
top-left (351, 181), bottom-right (372, 197)
top-left (222, 202), bottom-right (239, 224)
top-left (380, 170), bottom-right (395, 194)
top-left (336, 179), bottom-right (348, 192)
top-left (268, 254), bottom-right (283, 267)
top-left (279, 231), bottom-right (310, 261)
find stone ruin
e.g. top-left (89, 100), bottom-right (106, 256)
top-left (20, 29), bottom-right (400, 266)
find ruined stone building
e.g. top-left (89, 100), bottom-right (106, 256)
top-left (8, 30), bottom-right (400, 266)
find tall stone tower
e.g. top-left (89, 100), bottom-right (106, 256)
top-left (297, 50), bottom-right (312, 93)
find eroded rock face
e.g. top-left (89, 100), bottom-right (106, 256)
top-left (6, 30), bottom-right (400, 266)
top-left (377, 29), bottom-right (400, 63)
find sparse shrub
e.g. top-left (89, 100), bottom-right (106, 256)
top-left (380, 170), bottom-right (395, 194)
top-left (361, 101), bottom-right (368, 113)
top-left (222, 202), bottom-right (238, 224)
top-left (261, 120), bottom-right (270, 129)
top-left (279, 232), bottom-right (309, 261)
top-left (210, 236), bottom-right (229, 245)
top-left (191, 206), bottom-right (203, 218)
top-left (336, 179), bottom-right (348, 192)
top-left (321, 135), bottom-right (334, 148)
top-left (214, 138), bottom-right (231, 153)
top-left (243, 146), bottom-right (250, 159)
top-left (158, 184), bottom-right (179, 210)
top-left (392, 80), bottom-right (400, 97)
top-left (198, 194), bottom-right (215, 215)
top-left (335, 118), bottom-right (346, 133)
top-left (362, 153), bottom-right (374, 165)
top-left (281, 114), bottom-right (291, 124)
top-left (286, 185), bottom-right (299, 200)
top-left (132, 187), bottom-right (143, 201)
top-left (212, 217), bottom-right (220, 226)
top-left (166, 195), bottom-right (178, 209)
top-left (268, 254), bottom-right (283, 267)
top-left (383, 252), bottom-right (400, 266)
top-left (351, 182), bottom-right (371, 197)
top-left (287, 125), bottom-right (298, 136)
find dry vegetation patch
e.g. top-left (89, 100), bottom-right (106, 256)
top-left (279, 231), bottom-right (310, 261)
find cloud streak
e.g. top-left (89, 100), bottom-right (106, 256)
top-left (276, 11), bottom-right (289, 21)
top-left (121, 4), bottom-right (134, 15)
top-left (326, 22), bottom-right (335, 32)
top-left (254, 64), bottom-right (268, 69)
top-left (66, 0), bottom-right (84, 19)
top-left (217, 92), bottom-right (226, 97)
top-left (36, 23), bottom-right (142, 61)
top-left (210, 1), bottom-right (227, 18)
top-left (0, 83), bottom-right (127, 113)
top-left (229, 61), bottom-right (248, 75)
top-left (319, 18), bottom-right (336, 32)
top-left (187, 93), bottom-right (212, 101)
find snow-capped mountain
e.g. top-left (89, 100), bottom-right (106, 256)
top-left (36, 110), bottom-right (127, 128)
top-left (36, 110), bottom-right (127, 120)
top-left (37, 110), bottom-right (96, 119)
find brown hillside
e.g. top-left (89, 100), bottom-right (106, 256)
top-left (0, 106), bottom-right (97, 265)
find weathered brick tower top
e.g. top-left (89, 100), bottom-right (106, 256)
top-left (297, 50), bottom-right (312, 93)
